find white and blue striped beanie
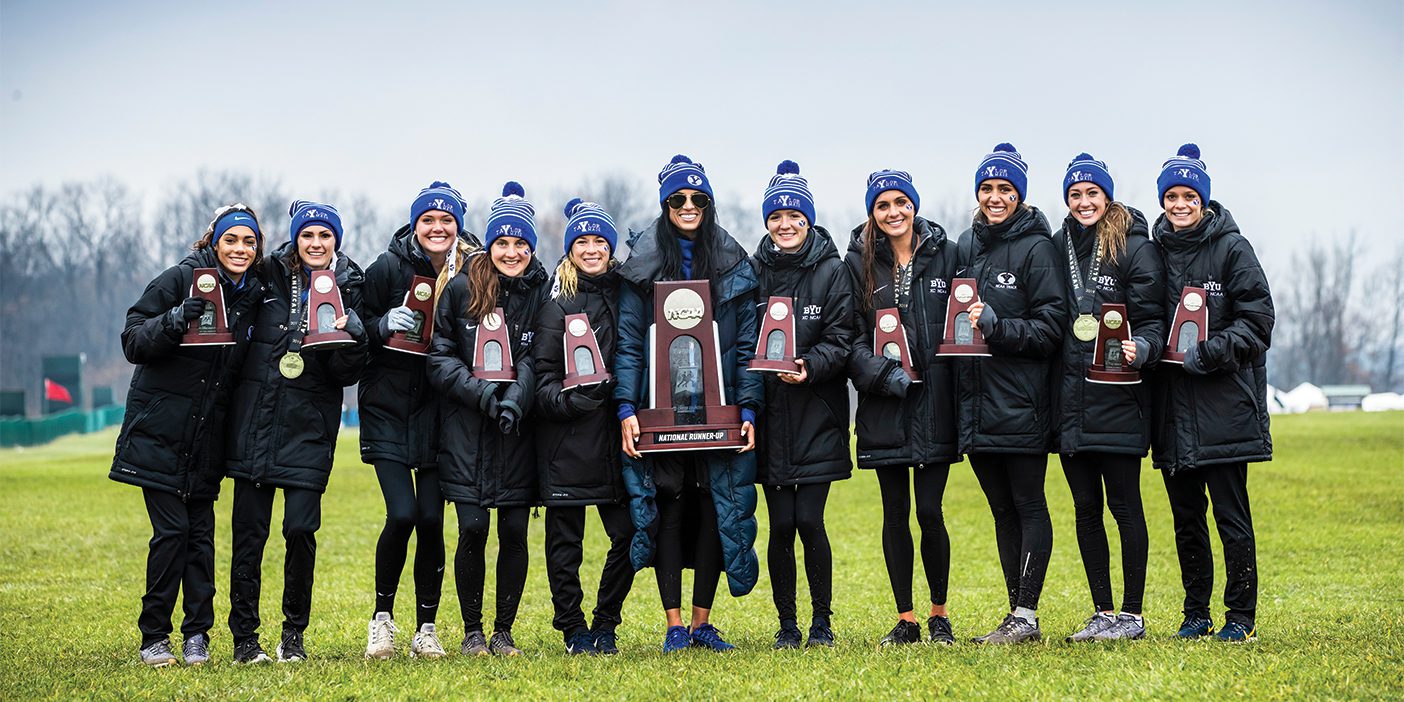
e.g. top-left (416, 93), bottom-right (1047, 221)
top-left (409, 181), bottom-right (467, 233)
top-left (1063, 153), bottom-right (1115, 203)
top-left (865, 169), bottom-right (920, 215)
top-left (484, 181), bottom-right (537, 251)
top-left (562, 198), bottom-right (617, 255)
top-left (657, 154), bottom-right (713, 203)
top-left (761, 160), bottom-right (816, 226)
top-left (974, 143), bottom-right (1030, 203)
top-left (1157, 143), bottom-right (1211, 203)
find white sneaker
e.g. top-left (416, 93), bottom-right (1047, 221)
top-left (410, 623), bottom-right (446, 659)
top-left (365, 612), bottom-right (397, 660)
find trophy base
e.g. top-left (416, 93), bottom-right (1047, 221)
top-left (1087, 368), bottom-right (1141, 385)
top-left (181, 332), bottom-right (235, 346)
top-left (936, 343), bottom-right (992, 357)
top-left (747, 358), bottom-right (801, 374)
top-left (385, 337), bottom-right (430, 356)
top-left (1161, 351), bottom-right (1187, 364)
top-left (472, 367), bottom-right (517, 382)
top-left (636, 405), bottom-right (746, 453)
top-left (303, 331), bottom-right (356, 350)
top-left (562, 372), bottom-right (612, 390)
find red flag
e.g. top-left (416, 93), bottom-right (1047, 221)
top-left (44, 378), bottom-right (73, 404)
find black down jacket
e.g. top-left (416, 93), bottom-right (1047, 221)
top-left (1150, 202), bottom-right (1274, 475)
top-left (427, 257), bottom-right (551, 507)
top-left (110, 247), bottom-right (264, 500)
top-left (225, 244), bottom-right (367, 492)
top-left (844, 217), bottom-right (962, 468)
top-left (953, 206), bottom-right (1067, 455)
top-left (532, 264), bottom-right (626, 506)
top-left (751, 225), bottom-right (855, 486)
top-left (1052, 207), bottom-right (1167, 456)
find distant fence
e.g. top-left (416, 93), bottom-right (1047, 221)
top-left (0, 407), bottom-right (125, 448)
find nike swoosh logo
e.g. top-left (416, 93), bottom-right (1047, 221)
top-left (263, 297), bottom-right (276, 304)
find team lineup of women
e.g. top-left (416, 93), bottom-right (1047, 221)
top-left (111, 142), bottom-right (1275, 666)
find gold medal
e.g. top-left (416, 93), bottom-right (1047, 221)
top-left (279, 351), bottom-right (305, 379)
top-left (1073, 314), bottom-right (1099, 342)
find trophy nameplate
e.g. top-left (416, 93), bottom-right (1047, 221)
top-left (562, 313), bottom-right (612, 390)
top-left (181, 268), bottom-right (235, 346)
top-left (301, 269), bottom-right (356, 350)
top-left (873, 307), bottom-right (920, 382)
top-left (386, 276), bottom-right (436, 356)
top-left (1087, 303), bottom-right (1140, 385)
top-left (636, 280), bottom-right (745, 453)
top-left (936, 277), bottom-right (991, 357)
top-left (1163, 286), bottom-right (1208, 364)
top-left (748, 296), bottom-right (800, 374)
top-left (471, 307), bottom-right (516, 382)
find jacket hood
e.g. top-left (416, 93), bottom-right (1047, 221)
top-left (753, 223), bottom-right (839, 270)
top-left (1152, 201), bottom-right (1238, 252)
top-left (618, 216), bottom-right (751, 289)
top-left (179, 246), bottom-right (221, 270)
top-left (846, 216), bottom-right (948, 265)
top-left (268, 240), bottom-right (365, 287)
top-left (972, 205), bottom-right (1051, 247)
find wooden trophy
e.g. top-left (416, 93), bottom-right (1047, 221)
top-left (936, 277), bottom-right (991, 357)
top-left (181, 268), bottom-right (235, 346)
top-left (1163, 286), bottom-right (1208, 364)
top-left (301, 270), bottom-right (356, 350)
top-left (873, 308), bottom-right (920, 382)
top-left (748, 296), bottom-right (800, 374)
top-left (471, 307), bottom-right (516, 382)
top-left (1087, 303), bottom-right (1140, 385)
top-left (562, 313), bottom-right (612, 389)
top-left (635, 280), bottom-right (745, 453)
top-left (386, 276), bottom-right (436, 356)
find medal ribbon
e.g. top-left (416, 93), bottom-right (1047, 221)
top-left (1065, 229), bottom-right (1105, 317)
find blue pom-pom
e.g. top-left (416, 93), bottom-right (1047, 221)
top-left (669, 154), bottom-right (693, 165)
top-left (502, 181), bottom-right (524, 198)
top-left (430, 180), bottom-right (451, 189)
top-left (1074, 152), bottom-right (1094, 161)
top-left (776, 159), bottom-right (800, 175)
top-left (1178, 143), bottom-right (1201, 159)
top-left (994, 142), bottom-right (1017, 153)
top-left (563, 197), bottom-right (583, 218)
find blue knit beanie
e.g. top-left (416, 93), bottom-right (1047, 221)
top-left (409, 181), bottom-right (466, 233)
top-left (657, 154), bottom-right (713, 203)
top-left (865, 169), bottom-right (920, 215)
top-left (288, 200), bottom-right (343, 250)
top-left (974, 143), bottom-right (1030, 203)
top-left (484, 181), bottom-right (537, 251)
top-left (213, 208), bottom-right (261, 241)
top-left (562, 198), bottom-right (617, 256)
top-left (761, 160), bottom-right (816, 226)
top-left (1157, 143), bottom-right (1211, 203)
top-left (1063, 153), bottom-right (1115, 203)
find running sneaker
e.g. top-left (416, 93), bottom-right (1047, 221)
top-left (365, 612), bottom-right (396, 659)
top-left (690, 623), bottom-right (736, 652)
top-left (140, 639), bottom-right (177, 668)
top-left (1175, 615), bottom-right (1216, 640)
top-left (879, 620), bottom-right (922, 647)
top-left (232, 638), bottom-right (272, 664)
top-left (806, 621), bottom-right (836, 648)
top-left (410, 623), bottom-right (446, 659)
top-left (460, 630), bottom-right (489, 656)
top-left (976, 615), bottom-right (1041, 645)
top-left (565, 630), bottom-right (597, 655)
top-left (1066, 612), bottom-right (1117, 642)
top-left (1095, 614), bottom-right (1147, 641)
top-left (181, 633), bottom-right (210, 666)
top-left (1214, 620), bottom-right (1257, 643)
top-left (276, 630), bottom-right (306, 662)
top-left (592, 628), bottom-right (619, 655)
top-left (927, 615), bottom-right (955, 645)
top-left (773, 623), bottom-right (803, 650)
top-left (489, 630), bottom-right (522, 656)
top-left (663, 625), bottom-right (691, 653)
top-left (972, 614), bottom-right (1014, 644)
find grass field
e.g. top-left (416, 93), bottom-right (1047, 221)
top-left (1, 412), bottom-right (1401, 700)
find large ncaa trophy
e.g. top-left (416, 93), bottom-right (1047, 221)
top-left (936, 278), bottom-right (992, 357)
top-left (386, 276), bottom-right (436, 356)
top-left (748, 296), bottom-right (800, 374)
top-left (635, 280), bottom-right (746, 452)
top-left (1163, 286), bottom-right (1208, 364)
top-left (561, 313), bottom-right (612, 389)
top-left (302, 269), bottom-right (356, 349)
top-left (873, 308), bottom-right (920, 382)
top-left (471, 307), bottom-right (516, 382)
top-left (1086, 303), bottom-right (1140, 385)
top-left (181, 268), bottom-right (235, 346)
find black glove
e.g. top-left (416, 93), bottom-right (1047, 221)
top-left (883, 366), bottom-right (913, 398)
top-left (1183, 342), bottom-right (1211, 376)
top-left (178, 296), bottom-right (206, 321)
top-left (567, 386), bottom-right (606, 413)
top-left (342, 308), bottom-right (367, 343)
top-left (497, 399), bottom-right (522, 434)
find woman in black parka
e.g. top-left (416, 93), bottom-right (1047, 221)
top-left (225, 200), bottom-right (367, 664)
top-left (955, 144), bottom-right (1066, 645)
top-left (533, 199), bottom-right (633, 656)
top-left (1151, 144), bottom-right (1273, 644)
top-left (1051, 154), bottom-right (1166, 643)
top-left (361, 182), bottom-right (478, 660)
top-left (112, 204), bottom-right (264, 667)
top-left (427, 182), bottom-right (550, 657)
top-left (751, 161), bottom-right (855, 650)
top-left (845, 169), bottom-right (961, 647)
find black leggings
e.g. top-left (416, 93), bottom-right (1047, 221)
top-left (652, 456), bottom-right (722, 612)
top-left (453, 504), bottom-right (529, 633)
top-left (765, 483), bottom-right (833, 625)
top-left (1060, 453), bottom-right (1147, 613)
top-left (970, 454), bottom-right (1052, 611)
top-left (875, 465), bottom-right (950, 613)
top-left (372, 463), bottom-right (445, 626)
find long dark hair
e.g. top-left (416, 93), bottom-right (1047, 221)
top-left (655, 204), bottom-right (721, 284)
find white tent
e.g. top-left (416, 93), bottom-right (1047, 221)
top-left (1283, 382), bottom-right (1328, 413)
top-left (1362, 392), bottom-right (1404, 412)
top-left (1266, 384), bottom-right (1290, 414)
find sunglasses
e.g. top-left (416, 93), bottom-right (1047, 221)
top-left (666, 192), bottom-right (711, 210)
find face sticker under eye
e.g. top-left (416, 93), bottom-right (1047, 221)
top-left (1008, 195), bottom-right (1016, 202)
top-left (1190, 199), bottom-right (1200, 207)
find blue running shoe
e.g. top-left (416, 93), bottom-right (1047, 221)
top-left (1175, 616), bottom-right (1216, 639)
top-left (1215, 621), bottom-right (1257, 643)
top-left (565, 630), bottom-right (597, 655)
top-left (663, 626), bottom-right (691, 653)
top-left (690, 623), bottom-right (736, 652)
top-left (592, 628), bottom-right (619, 655)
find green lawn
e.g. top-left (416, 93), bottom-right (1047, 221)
top-left (1, 412), bottom-right (1401, 700)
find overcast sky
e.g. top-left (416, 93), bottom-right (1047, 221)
top-left (3, 0), bottom-right (1400, 273)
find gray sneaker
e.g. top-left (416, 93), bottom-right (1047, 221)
top-left (976, 615), bottom-right (1042, 644)
top-left (1066, 612), bottom-right (1117, 642)
top-left (410, 623), bottom-right (446, 659)
top-left (365, 612), bottom-right (396, 660)
top-left (971, 614), bottom-right (1014, 644)
top-left (140, 638), bottom-right (178, 668)
top-left (461, 630), bottom-right (489, 656)
top-left (1094, 613), bottom-right (1147, 641)
top-left (489, 630), bottom-right (523, 657)
top-left (181, 633), bottom-right (211, 666)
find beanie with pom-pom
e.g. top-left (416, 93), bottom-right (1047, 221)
top-left (974, 142), bottom-right (1029, 203)
top-left (562, 197), bottom-right (618, 256)
top-left (657, 154), bottom-right (713, 203)
top-left (289, 199), bottom-right (343, 250)
top-left (485, 181), bottom-right (537, 251)
top-left (864, 169), bottom-right (920, 216)
top-left (1156, 143), bottom-right (1210, 203)
top-left (761, 159), bottom-right (816, 226)
top-left (409, 181), bottom-right (467, 234)
top-left (1062, 153), bottom-right (1115, 204)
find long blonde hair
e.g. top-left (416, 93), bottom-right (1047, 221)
top-left (1091, 202), bottom-right (1131, 265)
top-left (433, 236), bottom-right (476, 304)
top-left (553, 255), bottom-right (619, 301)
